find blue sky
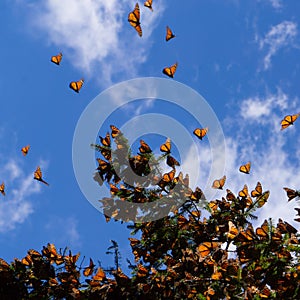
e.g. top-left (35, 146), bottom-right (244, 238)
top-left (1, 0), bottom-right (300, 273)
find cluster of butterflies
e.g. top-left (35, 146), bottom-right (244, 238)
top-left (128, 2), bottom-right (178, 78)
top-left (0, 145), bottom-right (49, 197)
top-left (50, 52), bottom-right (84, 93)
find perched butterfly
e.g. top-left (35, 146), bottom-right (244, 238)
top-left (277, 218), bottom-right (297, 235)
top-left (280, 113), bottom-right (300, 130)
top-left (128, 3), bottom-right (142, 37)
top-left (193, 128), bottom-right (208, 140)
top-left (238, 184), bottom-right (249, 198)
top-left (100, 132), bottom-right (111, 147)
top-left (0, 182), bottom-right (5, 196)
top-left (239, 161), bottom-right (251, 174)
top-left (158, 170), bottom-right (175, 189)
top-left (256, 219), bottom-right (269, 239)
top-left (166, 26), bottom-right (175, 42)
top-left (21, 145), bottom-right (30, 156)
top-left (251, 182), bottom-right (262, 198)
top-left (162, 62), bottom-right (178, 78)
top-left (227, 221), bottom-right (239, 240)
top-left (283, 187), bottom-right (300, 202)
top-left (226, 189), bottom-right (236, 201)
top-left (160, 138), bottom-right (171, 153)
top-left (166, 155), bottom-right (180, 168)
top-left (197, 241), bottom-right (220, 258)
top-left (92, 267), bottom-right (106, 281)
top-left (212, 175), bottom-right (226, 189)
top-left (83, 258), bottom-right (95, 277)
top-left (256, 191), bottom-right (270, 208)
top-left (110, 125), bottom-right (121, 138)
top-left (34, 166), bottom-right (49, 186)
top-left (190, 187), bottom-right (205, 202)
top-left (51, 52), bottom-right (63, 65)
top-left (139, 140), bottom-right (152, 153)
top-left (144, 0), bottom-right (153, 11)
top-left (69, 78), bottom-right (84, 93)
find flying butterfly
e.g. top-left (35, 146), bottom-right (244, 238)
top-left (21, 145), bottom-right (30, 156)
top-left (69, 78), bottom-right (84, 93)
top-left (193, 127), bottom-right (208, 140)
top-left (239, 161), bottom-right (251, 174)
top-left (280, 113), bottom-right (300, 130)
top-left (128, 3), bottom-right (142, 37)
top-left (283, 187), bottom-right (300, 202)
top-left (34, 166), bottom-right (49, 186)
top-left (212, 175), bottom-right (226, 189)
top-left (144, 0), bottom-right (153, 11)
top-left (162, 62), bottom-right (178, 78)
top-left (160, 138), bottom-right (171, 153)
top-left (166, 26), bottom-right (175, 41)
top-left (251, 182), bottom-right (262, 198)
top-left (51, 52), bottom-right (63, 65)
top-left (0, 182), bottom-right (5, 196)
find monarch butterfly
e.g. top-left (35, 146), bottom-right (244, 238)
top-left (110, 125), bottom-right (121, 138)
top-left (100, 132), bottom-right (111, 147)
top-left (197, 241), bottom-right (220, 258)
top-left (21, 145), bottom-right (30, 156)
top-left (256, 190), bottom-right (270, 208)
top-left (280, 113), bottom-right (300, 130)
top-left (166, 155), bottom-right (180, 168)
top-left (277, 218), bottom-right (297, 235)
top-left (128, 3), bottom-right (142, 37)
top-left (227, 221), bottom-right (239, 239)
top-left (193, 127), bottom-right (208, 140)
top-left (34, 166), bottom-right (49, 186)
top-left (139, 140), bottom-right (152, 153)
top-left (251, 182), bottom-right (262, 198)
top-left (137, 264), bottom-right (148, 278)
top-left (283, 187), bottom-right (300, 202)
top-left (93, 267), bottom-right (106, 281)
top-left (236, 225), bottom-right (256, 243)
top-left (162, 62), bottom-right (178, 78)
top-left (239, 161), bottom-right (251, 174)
top-left (238, 184), bottom-right (249, 198)
top-left (212, 175), bottom-right (226, 189)
top-left (226, 189), bottom-right (236, 201)
top-left (0, 182), bottom-right (5, 196)
top-left (190, 187), bottom-right (205, 202)
top-left (144, 0), bottom-right (153, 11)
top-left (0, 258), bottom-right (10, 271)
top-left (256, 219), bottom-right (269, 239)
top-left (69, 78), bottom-right (84, 93)
top-left (160, 138), bottom-right (171, 153)
top-left (158, 170), bottom-right (175, 189)
top-left (51, 52), bottom-right (63, 65)
top-left (166, 26), bottom-right (175, 41)
top-left (83, 258), bottom-right (95, 277)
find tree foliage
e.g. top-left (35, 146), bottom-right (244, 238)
top-left (1, 126), bottom-right (300, 299)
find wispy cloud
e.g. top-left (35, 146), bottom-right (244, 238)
top-left (258, 21), bottom-right (298, 70)
top-left (29, 0), bottom-right (165, 86)
top-left (45, 216), bottom-right (81, 247)
top-left (0, 160), bottom-right (44, 232)
top-left (240, 88), bottom-right (289, 123)
top-left (267, 0), bottom-right (282, 9)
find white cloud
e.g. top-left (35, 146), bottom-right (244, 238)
top-left (29, 0), bottom-right (164, 86)
top-left (0, 160), bottom-right (44, 232)
top-left (267, 0), bottom-right (282, 9)
top-left (259, 21), bottom-right (298, 70)
top-left (240, 88), bottom-right (289, 122)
